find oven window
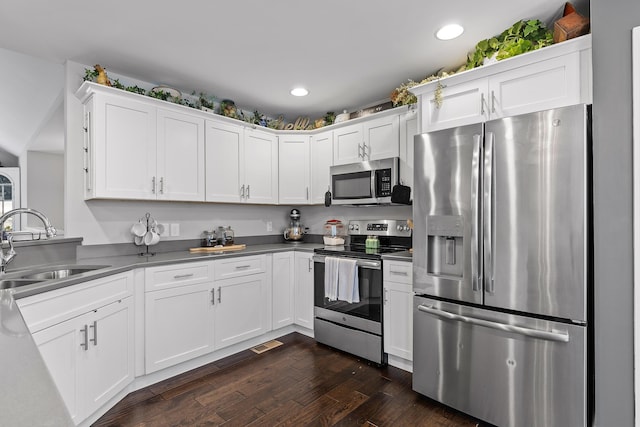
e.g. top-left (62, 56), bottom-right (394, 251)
top-left (332, 171), bottom-right (372, 199)
top-left (313, 261), bottom-right (382, 322)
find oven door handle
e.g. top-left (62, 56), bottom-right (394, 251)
top-left (313, 255), bottom-right (381, 270)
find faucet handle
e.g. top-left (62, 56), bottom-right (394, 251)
top-left (45, 226), bottom-right (56, 238)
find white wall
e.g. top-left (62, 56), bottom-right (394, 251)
top-left (26, 151), bottom-right (64, 230)
top-left (63, 61), bottom-right (412, 245)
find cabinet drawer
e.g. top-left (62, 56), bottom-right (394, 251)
top-left (214, 255), bottom-right (266, 280)
top-left (17, 271), bottom-right (133, 333)
top-left (383, 261), bottom-right (412, 285)
top-left (145, 261), bottom-right (213, 292)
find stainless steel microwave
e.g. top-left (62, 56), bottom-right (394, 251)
top-left (330, 157), bottom-right (399, 205)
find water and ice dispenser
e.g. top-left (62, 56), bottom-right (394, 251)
top-left (426, 215), bottom-right (464, 279)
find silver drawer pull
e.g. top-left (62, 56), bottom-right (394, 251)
top-left (173, 273), bottom-right (194, 279)
top-left (211, 288), bottom-right (215, 305)
top-left (235, 265), bottom-right (251, 269)
top-left (390, 271), bottom-right (409, 276)
top-left (80, 325), bottom-right (89, 350)
top-left (89, 321), bottom-right (98, 346)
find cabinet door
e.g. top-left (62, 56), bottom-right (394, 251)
top-left (278, 136), bottom-right (310, 204)
top-left (145, 283), bottom-right (215, 373)
top-left (157, 109), bottom-right (205, 201)
top-left (364, 114), bottom-right (400, 160)
top-left (399, 109), bottom-right (418, 191)
top-left (383, 282), bottom-right (413, 361)
top-left (488, 52), bottom-right (581, 119)
top-left (215, 274), bottom-right (270, 349)
top-left (243, 128), bottom-right (279, 204)
top-left (272, 252), bottom-right (295, 329)
top-left (205, 120), bottom-right (243, 202)
top-left (333, 123), bottom-right (363, 165)
top-left (421, 79), bottom-right (487, 132)
top-left (32, 315), bottom-right (84, 423)
top-left (310, 130), bottom-right (333, 204)
top-left (90, 94), bottom-right (157, 199)
top-left (294, 252), bottom-right (314, 330)
top-left (82, 297), bottom-right (134, 415)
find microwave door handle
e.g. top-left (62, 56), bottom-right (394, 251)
top-left (370, 169), bottom-right (376, 199)
top-left (471, 134), bottom-right (482, 292)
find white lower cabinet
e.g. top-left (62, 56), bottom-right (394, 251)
top-left (214, 272), bottom-right (271, 349)
top-left (33, 296), bottom-right (134, 424)
top-left (294, 252), bottom-right (314, 330)
top-left (144, 282), bottom-right (215, 373)
top-left (383, 260), bottom-right (413, 364)
top-left (272, 252), bottom-right (295, 329)
top-left (144, 261), bottom-right (215, 374)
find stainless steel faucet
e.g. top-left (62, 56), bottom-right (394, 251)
top-left (0, 208), bottom-right (56, 274)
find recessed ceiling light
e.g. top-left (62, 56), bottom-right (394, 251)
top-left (290, 87), bottom-right (309, 97)
top-left (436, 24), bottom-right (464, 40)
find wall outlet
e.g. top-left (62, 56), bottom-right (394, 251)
top-left (170, 223), bottom-right (180, 236)
top-left (158, 223), bottom-right (169, 236)
top-left (266, 221), bottom-right (273, 232)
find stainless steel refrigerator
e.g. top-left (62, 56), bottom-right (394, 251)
top-left (412, 104), bottom-right (591, 427)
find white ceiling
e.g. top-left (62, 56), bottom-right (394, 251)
top-left (0, 0), bottom-right (588, 155)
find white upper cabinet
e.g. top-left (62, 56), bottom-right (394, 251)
top-left (205, 122), bottom-right (278, 204)
top-left (333, 113), bottom-right (400, 165)
top-left (205, 120), bottom-right (243, 203)
top-left (84, 93), bottom-right (157, 200)
top-left (399, 108), bottom-right (418, 191)
top-left (411, 35), bottom-right (592, 132)
top-left (310, 130), bottom-right (333, 204)
top-left (79, 85), bottom-right (205, 201)
top-left (279, 135), bottom-right (310, 204)
top-left (243, 127), bottom-right (279, 204)
top-left (156, 109), bottom-right (205, 201)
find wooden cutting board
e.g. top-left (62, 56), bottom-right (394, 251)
top-left (189, 244), bottom-right (246, 253)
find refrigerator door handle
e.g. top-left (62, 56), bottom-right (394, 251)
top-left (471, 134), bottom-right (482, 291)
top-left (483, 131), bottom-right (495, 293)
top-left (417, 304), bottom-right (569, 343)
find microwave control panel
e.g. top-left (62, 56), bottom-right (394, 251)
top-left (375, 168), bottom-right (392, 197)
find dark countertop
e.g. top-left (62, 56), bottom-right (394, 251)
top-left (1, 242), bottom-right (322, 427)
top-left (381, 250), bottom-right (413, 261)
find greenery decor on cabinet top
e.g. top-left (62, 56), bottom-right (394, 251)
top-left (466, 19), bottom-right (554, 69)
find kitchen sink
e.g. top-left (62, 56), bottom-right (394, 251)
top-left (0, 279), bottom-right (43, 289)
top-left (17, 265), bottom-right (110, 281)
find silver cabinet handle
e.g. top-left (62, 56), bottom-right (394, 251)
top-left (246, 185), bottom-right (250, 199)
top-left (491, 90), bottom-right (496, 113)
top-left (417, 304), bottom-right (569, 343)
top-left (80, 325), bottom-right (89, 350)
top-left (173, 273), bottom-right (194, 279)
top-left (480, 93), bottom-right (486, 115)
top-left (217, 287), bottom-right (222, 303)
top-left (211, 288), bottom-right (215, 305)
top-left (389, 270), bottom-right (408, 276)
top-left (308, 258), bottom-right (312, 272)
top-left (240, 184), bottom-right (245, 198)
top-left (160, 177), bottom-right (164, 194)
top-left (358, 143), bottom-right (363, 159)
top-left (235, 265), bottom-right (251, 269)
top-left (152, 176), bottom-right (156, 194)
top-left (471, 134), bottom-right (482, 292)
top-left (362, 143), bottom-right (369, 159)
top-left (384, 288), bottom-right (388, 304)
top-left (306, 187), bottom-right (309, 200)
top-left (89, 321), bottom-right (98, 346)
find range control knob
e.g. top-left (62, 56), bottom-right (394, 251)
top-left (397, 225), bottom-right (403, 231)
top-left (349, 224), bottom-right (355, 230)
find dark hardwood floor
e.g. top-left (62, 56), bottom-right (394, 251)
top-left (93, 333), bottom-right (483, 426)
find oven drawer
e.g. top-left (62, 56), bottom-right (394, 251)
top-left (314, 317), bottom-right (384, 364)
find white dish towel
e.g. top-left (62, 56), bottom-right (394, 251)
top-left (337, 258), bottom-right (359, 303)
top-left (324, 257), bottom-right (340, 301)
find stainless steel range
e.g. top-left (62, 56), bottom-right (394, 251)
top-left (312, 219), bottom-right (412, 364)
